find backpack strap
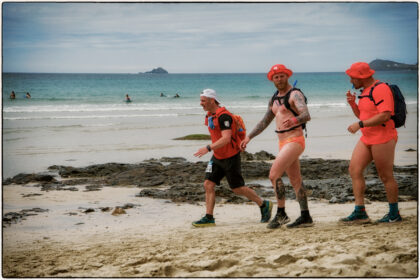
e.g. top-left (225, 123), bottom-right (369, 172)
top-left (272, 88), bottom-right (307, 136)
top-left (357, 81), bottom-right (387, 127)
top-left (271, 88), bottom-right (303, 115)
top-left (358, 82), bottom-right (384, 106)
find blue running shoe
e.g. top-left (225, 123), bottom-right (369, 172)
top-left (376, 213), bottom-right (402, 223)
top-left (340, 210), bottom-right (371, 224)
top-left (192, 216), bottom-right (216, 227)
top-left (260, 200), bottom-right (273, 223)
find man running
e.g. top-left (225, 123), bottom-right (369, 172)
top-left (192, 88), bottom-right (273, 227)
top-left (340, 62), bottom-right (402, 224)
top-left (241, 64), bottom-right (313, 229)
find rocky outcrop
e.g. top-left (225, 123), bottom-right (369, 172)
top-left (3, 152), bottom-right (418, 204)
top-left (144, 67), bottom-right (168, 74)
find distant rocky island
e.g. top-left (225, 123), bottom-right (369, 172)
top-left (139, 67), bottom-right (168, 74)
top-left (369, 59), bottom-right (417, 71)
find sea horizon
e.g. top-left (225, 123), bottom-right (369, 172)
top-left (3, 70), bottom-right (418, 75)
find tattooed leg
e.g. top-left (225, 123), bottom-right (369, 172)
top-left (275, 178), bottom-right (286, 201)
top-left (297, 185), bottom-right (308, 211)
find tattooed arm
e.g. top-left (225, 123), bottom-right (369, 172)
top-left (240, 100), bottom-right (275, 150)
top-left (249, 101), bottom-right (275, 139)
top-left (283, 90), bottom-right (311, 128)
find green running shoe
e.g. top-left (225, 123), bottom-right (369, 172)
top-left (340, 210), bottom-right (370, 224)
top-left (192, 216), bottom-right (216, 227)
top-left (376, 213), bottom-right (402, 223)
top-left (260, 200), bottom-right (273, 223)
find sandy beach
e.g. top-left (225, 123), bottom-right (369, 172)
top-left (2, 181), bottom-right (418, 277)
top-left (2, 103), bottom-right (418, 277)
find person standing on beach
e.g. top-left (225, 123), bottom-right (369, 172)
top-left (341, 62), bottom-right (401, 224)
top-left (192, 88), bottom-right (273, 227)
top-left (241, 64), bottom-right (313, 229)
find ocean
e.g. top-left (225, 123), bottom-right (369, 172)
top-left (2, 71), bottom-right (418, 178)
top-left (3, 71), bottom-right (418, 122)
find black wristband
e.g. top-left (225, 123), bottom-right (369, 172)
top-left (359, 121), bottom-right (364, 128)
top-left (206, 145), bottom-right (212, 152)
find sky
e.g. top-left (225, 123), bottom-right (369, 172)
top-left (2, 2), bottom-right (418, 73)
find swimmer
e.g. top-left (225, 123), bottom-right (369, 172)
top-left (125, 94), bottom-right (132, 102)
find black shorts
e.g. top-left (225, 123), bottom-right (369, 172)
top-left (205, 152), bottom-right (245, 189)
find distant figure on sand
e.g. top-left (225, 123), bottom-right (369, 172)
top-left (241, 64), bottom-right (313, 229)
top-left (192, 88), bottom-right (273, 227)
top-left (26, 92), bottom-right (31, 99)
top-left (174, 93), bottom-right (180, 98)
top-left (160, 92), bottom-right (166, 97)
top-left (125, 94), bottom-right (132, 102)
top-left (340, 62), bottom-right (402, 224)
top-left (10, 91), bottom-right (15, 99)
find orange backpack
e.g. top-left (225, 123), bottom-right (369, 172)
top-left (232, 114), bottom-right (246, 141)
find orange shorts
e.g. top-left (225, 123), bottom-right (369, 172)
top-left (279, 135), bottom-right (305, 151)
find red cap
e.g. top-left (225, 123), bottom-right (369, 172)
top-left (345, 62), bottom-right (375, 79)
top-left (267, 64), bottom-right (293, 80)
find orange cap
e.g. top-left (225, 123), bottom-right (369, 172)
top-left (345, 62), bottom-right (375, 79)
top-left (267, 64), bottom-right (293, 80)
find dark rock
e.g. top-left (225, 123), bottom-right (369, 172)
top-left (53, 163), bottom-right (134, 178)
top-left (84, 185), bottom-right (103, 192)
top-left (83, 208), bottom-right (95, 214)
top-left (21, 193), bottom-right (43, 198)
top-left (3, 173), bottom-right (57, 185)
top-left (241, 151), bottom-right (275, 161)
top-left (40, 183), bottom-right (78, 192)
top-left (405, 148), bottom-right (416, 152)
top-left (122, 203), bottom-right (136, 209)
top-left (3, 208), bottom-right (49, 226)
top-left (5, 152), bottom-right (417, 205)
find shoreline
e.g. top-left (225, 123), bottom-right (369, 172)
top-left (3, 103), bottom-right (417, 178)
top-left (2, 153), bottom-right (418, 277)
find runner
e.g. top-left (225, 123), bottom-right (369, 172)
top-left (340, 62), bottom-right (402, 224)
top-left (241, 64), bottom-right (313, 229)
top-left (192, 88), bottom-right (273, 227)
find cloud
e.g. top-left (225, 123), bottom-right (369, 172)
top-left (2, 2), bottom-right (418, 73)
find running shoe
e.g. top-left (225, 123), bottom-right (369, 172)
top-left (287, 215), bottom-right (313, 228)
top-left (192, 216), bottom-right (216, 227)
top-left (339, 210), bottom-right (371, 224)
top-left (260, 200), bottom-right (273, 223)
top-left (267, 213), bottom-right (290, 229)
top-left (376, 213), bottom-right (402, 223)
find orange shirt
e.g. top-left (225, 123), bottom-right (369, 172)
top-left (358, 80), bottom-right (397, 145)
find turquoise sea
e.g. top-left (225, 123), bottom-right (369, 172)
top-left (2, 71), bottom-right (418, 122)
top-left (2, 71), bottom-right (418, 178)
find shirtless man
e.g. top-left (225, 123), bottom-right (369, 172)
top-left (241, 64), bottom-right (313, 229)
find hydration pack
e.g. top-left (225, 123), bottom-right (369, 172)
top-left (358, 82), bottom-right (407, 128)
top-left (271, 87), bottom-right (308, 134)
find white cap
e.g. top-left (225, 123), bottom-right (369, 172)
top-left (200, 88), bottom-right (221, 104)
